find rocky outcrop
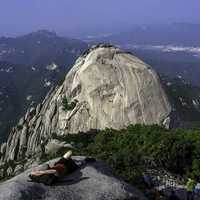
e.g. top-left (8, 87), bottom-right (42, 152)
top-left (45, 139), bottom-right (73, 155)
top-left (0, 44), bottom-right (174, 164)
top-left (0, 156), bottom-right (147, 200)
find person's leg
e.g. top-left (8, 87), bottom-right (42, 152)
top-left (29, 172), bottom-right (59, 185)
top-left (187, 192), bottom-right (191, 200)
top-left (188, 192), bottom-right (193, 200)
top-left (191, 192), bottom-right (194, 200)
top-left (39, 174), bottom-right (58, 185)
top-left (31, 169), bottom-right (57, 176)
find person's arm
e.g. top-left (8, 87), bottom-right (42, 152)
top-left (31, 169), bottom-right (57, 176)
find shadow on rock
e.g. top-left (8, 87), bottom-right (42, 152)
top-left (56, 169), bottom-right (90, 186)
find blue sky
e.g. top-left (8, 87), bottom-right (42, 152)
top-left (0, 0), bottom-right (199, 37)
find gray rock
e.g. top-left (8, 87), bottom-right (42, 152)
top-left (0, 168), bottom-right (4, 178)
top-left (18, 117), bottom-right (25, 126)
top-left (0, 45), bottom-right (176, 164)
top-left (0, 157), bottom-right (147, 200)
top-left (29, 107), bottom-right (36, 115)
top-left (45, 139), bottom-right (73, 155)
top-left (36, 104), bottom-right (42, 115)
top-left (0, 143), bottom-right (6, 154)
top-left (6, 167), bottom-right (13, 177)
top-left (14, 164), bottom-right (24, 175)
top-left (23, 159), bottom-right (39, 170)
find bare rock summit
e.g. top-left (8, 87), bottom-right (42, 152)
top-left (0, 44), bottom-right (174, 164)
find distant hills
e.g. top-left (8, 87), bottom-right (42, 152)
top-left (0, 30), bottom-right (87, 141)
top-left (89, 23), bottom-right (200, 46)
top-left (161, 76), bottom-right (200, 128)
top-left (129, 47), bottom-right (200, 87)
top-left (1, 26), bottom-right (200, 142)
top-left (0, 30), bottom-right (87, 66)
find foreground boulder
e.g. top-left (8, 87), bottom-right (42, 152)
top-left (0, 156), bottom-right (147, 200)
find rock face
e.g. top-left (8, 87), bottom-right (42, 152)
top-left (0, 156), bottom-right (147, 200)
top-left (0, 44), bottom-right (174, 164)
top-left (45, 139), bottom-right (73, 155)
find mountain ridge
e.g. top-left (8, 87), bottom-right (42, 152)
top-left (89, 23), bottom-right (200, 46)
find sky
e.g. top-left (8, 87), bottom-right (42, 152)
top-left (0, 0), bottom-right (200, 37)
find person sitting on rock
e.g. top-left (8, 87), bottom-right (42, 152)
top-left (29, 150), bottom-right (78, 185)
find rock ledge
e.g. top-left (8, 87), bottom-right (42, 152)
top-left (0, 156), bottom-right (146, 200)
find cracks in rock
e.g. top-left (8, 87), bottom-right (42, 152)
top-left (66, 101), bottom-right (87, 122)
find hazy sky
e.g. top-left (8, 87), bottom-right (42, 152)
top-left (0, 0), bottom-right (199, 37)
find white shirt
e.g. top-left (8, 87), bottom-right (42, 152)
top-left (195, 183), bottom-right (200, 190)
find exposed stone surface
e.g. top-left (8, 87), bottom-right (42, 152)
top-left (45, 139), bottom-right (73, 155)
top-left (13, 164), bottom-right (24, 176)
top-left (6, 167), bottom-right (13, 177)
top-left (0, 169), bottom-right (3, 178)
top-left (0, 156), bottom-right (147, 200)
top-left (0, 143), bottom-right (6, 161)
top-left (0, 44), bottom-right (174, 164)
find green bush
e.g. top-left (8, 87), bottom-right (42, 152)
top-left (62, 97), bottom-right (78, 111)
top-left (75, 125), bottom-right (200, 184)
top-left (48, 125), bottom-right (200, 184)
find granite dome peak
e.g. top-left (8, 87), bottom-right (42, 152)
top-left (0, 44), bottom-right (174, 164)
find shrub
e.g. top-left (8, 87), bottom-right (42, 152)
top-left (62, 97), bottom-right (78, 111)
top-left (77, 125), bottom-right (200, 184)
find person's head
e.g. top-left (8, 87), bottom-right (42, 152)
top-left (63, 150), bottom-right (72, 160)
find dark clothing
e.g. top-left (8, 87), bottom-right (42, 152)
top-left (29, 157), bottom-right (78, 185)
top-left (143, 175), bottom-right (153, 188)
top-left (29, 173), bottom-right (58, 186)
top-left (169, 193), bottom-right (180, 200)
top-left (187, 191), bottom-right (194, 200)
top-left (51, 158), bottom-right (78, 176)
